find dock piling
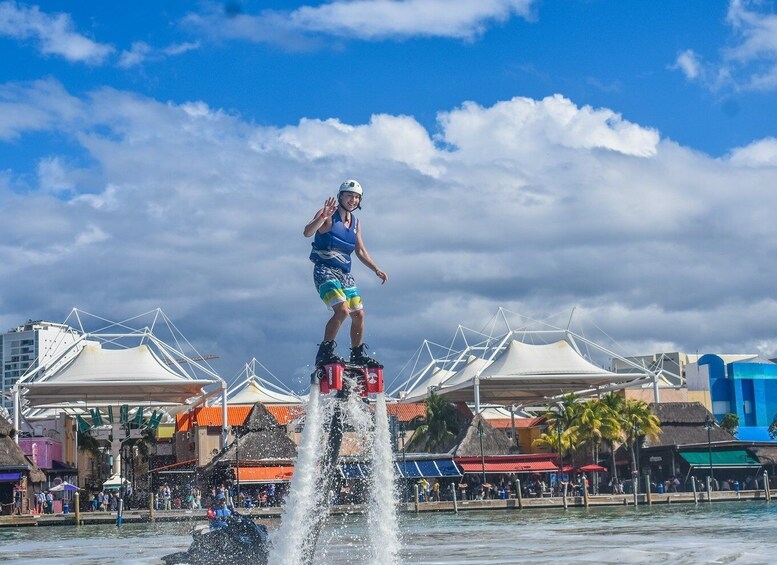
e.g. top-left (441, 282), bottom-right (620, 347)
top-left (74, 492), bottom-right (80, 526)
top-left (516, 479), bottom-right (523, 510)
top-left (451, 483), bottom-right (458, 514)
top-left (562, 482), bottom-right (568, 510)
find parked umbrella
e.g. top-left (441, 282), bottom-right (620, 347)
top-left (49, 481), bottom-right (79, 492)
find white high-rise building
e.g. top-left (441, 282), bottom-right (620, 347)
top-left (1, 321), bottom-right (82, 411)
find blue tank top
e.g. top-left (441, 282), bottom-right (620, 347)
top-left (310, 211), bottom-right (358, 272)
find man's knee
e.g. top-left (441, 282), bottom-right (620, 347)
top-left (350, 309), bottom-right (365, 321)
top-left (332, 303), bottom-right (349, 321)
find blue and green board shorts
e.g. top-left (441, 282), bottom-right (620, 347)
top-left (314, 263), bottom-right (363, 312)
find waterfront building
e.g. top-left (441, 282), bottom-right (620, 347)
top-left (18, 413), bottom-right (79, 488)
top-left (1, 321), bottom-right (82, 413)
top-left (686, 354), bottom-right (777, 441)
top-left (0, 417), bottom-right (45, 513)
top-left (635, 402), bottom-right (777, 493)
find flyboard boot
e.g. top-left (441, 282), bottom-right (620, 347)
top-left (315, 340), bottom-right (346, 395)
top-left (350, 343), bottom-right (384, 398)
top-left (315, 340), bottom-right (345, 366)
top-left (349, 343), bottom-right (382, 368)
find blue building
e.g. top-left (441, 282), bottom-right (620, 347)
top-left (692, 354), bottom-right (777, 442)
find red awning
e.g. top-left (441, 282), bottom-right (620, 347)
top-left (235, 466), bottom-right (294, 484)
top-left (579, 464), bottom-right (608, 472)
top-left (458, 461), bottom-right (558, 474)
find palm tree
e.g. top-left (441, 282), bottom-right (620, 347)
top-left (620, 399), bottom-right (661, 480)
top-left (720, 413), bottom-right (739, 436)
top-left (598, 393), bottom-right (626, 483)
top-left (578, 400), bottom-right (620, 464)
top-left (409, 392), bottom-right (459, 452)
top-left (575, 399), bottom-right (621, 494)
top-left (537, 393), bottom-right (582, 469)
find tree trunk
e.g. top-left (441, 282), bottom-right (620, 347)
top-left (610, 439), bottom-right (619, 483)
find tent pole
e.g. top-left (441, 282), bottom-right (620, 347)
top-left (510, 405), bottom-right (517, 447)
top-left (221, 383), bottom-right (228, 450)
top-left (473, 376), bottom-right (481, 414)
top-left (12, 387), bottom-right (20, 443)
top-left (653, 373), bottom-right (660, 404)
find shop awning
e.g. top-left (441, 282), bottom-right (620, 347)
top-left (149, 459), bottom-right (197, 474)
top-left (394, 459), bottom-right (461, 478)
top-left (458, 460), bottom-right (558, 474)
top-left (235, 466), bottom-right (294, 484)
top-left (679, 450), bottom-right (761, 469)
top-left (340, 463), bottom-right (368, 479)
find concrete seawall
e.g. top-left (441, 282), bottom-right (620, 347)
top-left (0, 489), bottom-right (769, 528)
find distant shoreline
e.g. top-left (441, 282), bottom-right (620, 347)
top-left (0, 489), bottom-right (769, 528)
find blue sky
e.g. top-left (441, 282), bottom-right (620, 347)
top-left (2, 1), bottom-right (777, 391)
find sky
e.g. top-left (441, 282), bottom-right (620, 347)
top-left (2, 0), bottom-right (777, 393)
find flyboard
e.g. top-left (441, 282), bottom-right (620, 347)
top-left (302, 359), bottom-right (384, 563)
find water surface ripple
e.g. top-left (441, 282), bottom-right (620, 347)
top-left (0, 501), bottom-right (775, 564)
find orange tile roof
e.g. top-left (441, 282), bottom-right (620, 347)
top-left (488, 417), bottom-right (545, 430)
top-left (386, 401), bottom-right (472, 423)
top-left (266, 405), bottom-right (305, 426)
top-left (386, 403), bottom-right (426, 422)
top-left (176, 406), bottom-right (252, 432)
top-left (236, 466), bottom-right (294, 483)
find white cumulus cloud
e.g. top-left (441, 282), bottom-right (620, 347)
top-left (1, 79), bottom-right (777, 385)
top-left (185, 0), bottom-right (536, 46)
top-left (0, 1), bottom-right (113, 64)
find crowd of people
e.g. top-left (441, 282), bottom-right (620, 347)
top-left (151, 482), bottom-right (287, 511)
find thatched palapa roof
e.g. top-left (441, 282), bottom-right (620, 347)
top-left (208, 403), bottom-right (297, 467)
top-left (452, 414), bottom-right (518, 457)
top-left (643, 402), bottom-right (736, 448)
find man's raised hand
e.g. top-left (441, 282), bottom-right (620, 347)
top-left (321, 196), bottom-right (337, 219)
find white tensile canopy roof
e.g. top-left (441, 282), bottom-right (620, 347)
top-left (400, 366), bottom-right (456, 403)
top-left (437, 339), bottom-right (638, 405)
top-left (390, 309), bottom-right (664, 410)
top-left (225, 358), bottom-right (302, 406)
top-left (228, 378), bottom-right (302, 405)
top-left (20, 342), bottom-right (218, 407)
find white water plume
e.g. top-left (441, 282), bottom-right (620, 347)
top-left (270, 386), bottom-right (326, 564)
top-left (272, 382), bottom-right (400, 564)
top-left (368, 393), bottom-right (400, 565)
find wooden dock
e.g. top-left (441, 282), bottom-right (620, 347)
top-left (0, 489), bottom-right (769, 528)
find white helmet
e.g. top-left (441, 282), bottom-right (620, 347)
top-left (339, 179), bottom-right (363, 196)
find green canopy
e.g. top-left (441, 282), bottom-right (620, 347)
top-left (679, 450), bottom-right (761, 468)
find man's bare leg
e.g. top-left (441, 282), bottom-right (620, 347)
top-left (349, 309), bottom-right (365, 347)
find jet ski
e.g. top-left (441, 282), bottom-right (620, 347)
top-left (162, 512), bottom-right (270, 565)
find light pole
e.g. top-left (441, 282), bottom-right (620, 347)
top-left (477, 419), bottom-right (486, 486)
top-left (704, 414), bottom-right (715, 482)
top-left (234, 425), bottom-right (243, 501)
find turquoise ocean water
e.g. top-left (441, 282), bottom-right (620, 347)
top-left (0, 502), bottom-right (775, 564)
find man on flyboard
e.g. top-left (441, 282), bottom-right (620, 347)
top-left (304, 179), bottom-right (388, 368)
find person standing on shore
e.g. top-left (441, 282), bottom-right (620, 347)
top-left (304, 179), bottom-right (388, 367)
